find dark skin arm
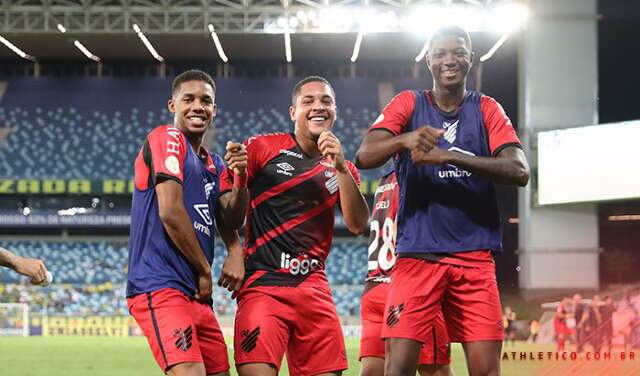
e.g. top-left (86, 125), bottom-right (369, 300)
top-left (410, 146), bottom-right (530, 186)
top-left (217, 142), bottom-right (249, 230)
top-left (156, 179), bottom-right (212, 302)
top-left (355, 126), bottom-right (445, 169)
top-left (216, 209), bottom-right (245, 299)
top-left (0, 247), bottom-right (49, 285)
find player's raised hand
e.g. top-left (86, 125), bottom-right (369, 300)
top-left (14, 256), bottom-right (48, 285)
top-left (318, 131), bottom-right (346, 172)
top-left (402, 126), bottom-right (445, 154)
top-left (410, 146), bottom-right (451, 166)
top-left (218, 252), bottom-right (245, 299)
top-left (225, 141), bottom-right (248, 176)
top-left (195, 272), bottom-right (213, 303)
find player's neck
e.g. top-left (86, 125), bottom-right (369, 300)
top-left (431, 85), bottom-right (467, 113)
top-left (185, 134), bottom-right (203, 153)
top-left (294, 131), bottom-right (321, 158)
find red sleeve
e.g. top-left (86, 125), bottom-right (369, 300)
top-left (481, 96), bottom-right (522, 156)
top-left (346, 160), bottom-right (361, 187)
top-left (369, 91), bottom-right (416, 136)
top-left (219, 163), bottom-right (233, 193)
top-left (146, 125), bottom-right (188, 184)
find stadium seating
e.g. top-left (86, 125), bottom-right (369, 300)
top-left (0, 77), bottom-right (379, 180)
top-left (0, 240), bottom-right (368, 316)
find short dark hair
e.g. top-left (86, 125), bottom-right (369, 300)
top-left (291, 75), bottom-right (335, 105)
top-left (172, 69), bottom-right (216, 96)
top-left (427, 25), bottom-right (472, 53)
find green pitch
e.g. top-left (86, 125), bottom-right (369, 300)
top-left (0, 337), bottom-right (637, 375)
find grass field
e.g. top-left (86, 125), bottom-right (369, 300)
top-left (0, 337), bottom-right (638, 375)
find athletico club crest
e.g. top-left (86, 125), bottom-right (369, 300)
top-left (173, 326), bottom-right (193, 352)
top-left (240, 326), bottom-right (260, 353)
top-left (386, 303), bottom-right (404, 328)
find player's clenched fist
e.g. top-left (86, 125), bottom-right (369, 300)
top-left (402, 126), bottom-right (445, 154)
top-left (218, 251), bottom-right (245, 299)
top-left (225, 141), bottom-right (247, 176)
top-left (195, 272), bottom-right (213, 303)
top-left (410, 146), bottom-right (451, 166)
top-left (318, 131), bottom-right (347, 172)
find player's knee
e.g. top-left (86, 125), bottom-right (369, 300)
top-left (418, 364), bottom-right (453, 376)
top-left (385, 360), bottom-right (416, 376)
top-left (167, 361), bottom-right (206, 376)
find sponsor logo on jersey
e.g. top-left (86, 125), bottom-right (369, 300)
top-left (164, 155), bottom-right (180, 175)
top-left (276, 162), bottom-right (295, 176)
top-left (280, 252), bottom-right (320, 276)
top-left (193, 204), bottom-right (212, 236)
top-left (319, 161), bottom-right (333, 168)
top-left (438, 146), bottom-right (474, 179)
top-left (375, 181), bottom-right (397, 195)
top-left (279, 149), bottom-right (304, 159)
top-left (443, 119), bottom-right (459, 143)
top-left (375, 200), bottom-right (389, 210)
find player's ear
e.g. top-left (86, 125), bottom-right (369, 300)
top-left (168, 98), bottom-right (176, 113)
top-left (289, 105), bottom-right (296, 122)
top-left (469, 51), bottom-right (475, 68)
top-left (212, 103), bottom-right (218, 117)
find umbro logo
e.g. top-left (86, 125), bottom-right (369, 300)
top-left (386, 303), bottom-right (404, 328)
top-left (193, 204), bottom-right (213, 226)
top-left (173, 326), bottom-right (193, 352)
top-left (240, 326), bottom-right (260, 353)
top-left (443, 120), bottom-right (459, 143)
top-left (276, 162), bottom-right (295, 176)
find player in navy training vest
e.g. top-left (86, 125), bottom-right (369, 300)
top-left (127, 70), bottom-right (248, 376)
top-left (356, 26), bottom-right (530, 376)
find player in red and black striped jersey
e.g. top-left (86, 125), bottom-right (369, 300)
top-left (360, 169), bottom-right (452, 376)
top-left (221, 76), bottom-right (369, 376)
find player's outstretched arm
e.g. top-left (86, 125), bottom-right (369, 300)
top-left (0, 247), bottom-right (49, 285)
top-left (218, 141), bottom-right (249, 230)
top-left (412, 146), bottom-right (529, 186)
top-left (156, 179), bottom-right (212, 301)
top-left (216, 211), bottom-right (245, 299)
top-left (355, 127), bottom-right (444, 169)
top-left (319, 131), bottom-right (369, 235)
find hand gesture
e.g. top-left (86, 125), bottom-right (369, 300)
top-left (225, 141), bottom-right (248, 177)
top-left (217, 252), bottom-right (245, 299)
top-left (195, 273), bottom-right (213, 303)
top-left (14, 257), bottom-right (48, 285)
top-left (410, 147), bottom-right (451, 166)
top-left (403, 126), bottom-right (445, 154)
top-left (318, 131), bottom-right (346, 172)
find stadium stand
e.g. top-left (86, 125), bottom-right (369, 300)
top-left (0, 240), bottom-right (368, 317)
top-left (0, 77), bottom-right (379, 180)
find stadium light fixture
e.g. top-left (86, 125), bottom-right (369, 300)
top-left (480, 33), bottom-right (509, 63)
top-left (608, 215), bottom-right (640, 222)
top-left (0, 35), bottom-right (35, 61)
top-left (414, 40), bottom-right (429, 63)
top-left (208, 24), bottom-right (229, 63)
top-left (132, 24), bottom-right (164, 63)
top-left (284, 30), bottom-right (292, 63)
top-left (57, 24), bottom-right (67, 33)
top-left (73, 40), bottom-right (101, 62)
top-left (350, 31), bottom-right (364, 63)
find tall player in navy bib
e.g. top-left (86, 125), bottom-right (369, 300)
top-left (360, 168), bottom-right (453, 376)
top-left (221, 76), bottom-right (369, 376)
top-left (127, 70), bottom-right (248, 376)
top-left (356, 26), bottom-right (530, 375)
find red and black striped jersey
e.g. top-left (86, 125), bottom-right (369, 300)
top-left (365, 171), bottom-right (398, 285)
top-left (221, 133), bottom-right (360, 288)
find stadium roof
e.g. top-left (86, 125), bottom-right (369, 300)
top-left (0, 0), bottom-right (525, 61)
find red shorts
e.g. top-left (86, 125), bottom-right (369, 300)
top-left (554, 319), bottom-right (572, 336)
top-left (360, 283), bottom-right (450, 365)
top-left (381, 258), bottom-right (504, 344)
top-left (128, 288), bottom-right (229, 374)
top-left (234, 285), bottom-right (348, 375)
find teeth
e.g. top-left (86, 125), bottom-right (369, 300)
top-left (310, 117), bottom-right (326, 121)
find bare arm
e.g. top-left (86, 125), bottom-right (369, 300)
top-left (319, 131), bottom-right (369, 235)
top-left (355, 127), bottom-right (445, 169)
top-left (216, 209), bottom-right (245, 299)
top-left (0, 247), bottom-right (48, 284)
top-left (156, 179), bottom-right (212, 301)
top-left (411, 146), bottom-right (530, 187)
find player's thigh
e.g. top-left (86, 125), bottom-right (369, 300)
top-left (167, 362), bottom-right (206, 376)
top-left (129, 290), bottom-right (204, 372)
top-left (194, 303), bottom-right (230, 375)
top-left (382, 259), bottom-right (448, 344)
top-left (233, 290), bottom-right (290, 372)
top-left (360, 285), bottom-right (387, 361)
top-left (417, 311), bottom-right (451, 368)
top-left (443, 266), bottom-right (503, 343)
top-left (384, 338), bottom-right (422, 376)
top-left (287, 286), bottom-right (348, 375)
top-left (360, 357), bottom-right (385, 376)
